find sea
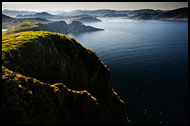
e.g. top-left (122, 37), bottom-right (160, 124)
top-left (67, 18), bottom-right (188, 124)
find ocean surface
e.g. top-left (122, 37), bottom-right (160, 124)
top-left (68, 18), bottom-right (188, 124)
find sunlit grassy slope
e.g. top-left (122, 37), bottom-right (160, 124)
top-left (2, 22), bottom-right (46, 35)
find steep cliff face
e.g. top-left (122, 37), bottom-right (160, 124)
top-left (2, 31), bottom-right (129, 124)
top-left (2, 67), bottom-right (102, 124)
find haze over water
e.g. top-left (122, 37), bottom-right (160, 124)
top-left (68, 18), bottom-right (188, 124)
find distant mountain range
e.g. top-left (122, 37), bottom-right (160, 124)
top-left (130, 7), bottom-right (188, 21)
top-left (2, 7), bottom-right (188, 22)
top-left (2, 9), bottom-right (37, 17)
top-left (2, 8), bottom-right (165, 18)
top-left (16, 12), bottom-right (65, 20)
top-left (2, 7), bottom-right (188, 27)
top-left (15, 12), bottom-right (102, 23)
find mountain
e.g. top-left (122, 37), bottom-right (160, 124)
top-left (62, 15), bottom-right (102, 24)
top-left (57, 9), bottom-right (162, 17)
top-left (103, 13), bottom-right (129, 17)
top-left (130, 7), bottom-right (188, 21)
top-left (58, 9), bottom-right (117, 17)
top-left (74, 16), bottom-right (102, 22)
top-left (155, 7), bottom-right (188, 20)
top-left (2, 9), bottom-right (37, 17)
top-left (130, 13), bottom-right (153, 20)
top-left (2, 14), bottom-right (52, 29)
top-left (126, 9), bottom-right (161, 17)
top-left (68, 21), bottom-right (103, 33)
top-left (2, 31), bottom-right (129, 124)
top-left (2, 9), bottom-right (165, 19)
top-left (38, 20), bottom-right (103, 34)
top-left (2, 14), bottom-right (14, 22)
top-left (3, 21), bottom-right (103, 35)
top-left (16, 12), bottom-right (59, 19)
top-left (37, 21), bottom-right (69, 34)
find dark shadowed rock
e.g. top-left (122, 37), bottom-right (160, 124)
top-left (2, 31), bottom-right (129, 124)
top-left (68, 21), bottom-right (103, 33)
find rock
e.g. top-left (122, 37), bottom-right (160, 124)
top-left (2, 31), bottom-right (129, 124)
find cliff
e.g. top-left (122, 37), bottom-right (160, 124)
top-left (2, 31), bottom-right (129, 124)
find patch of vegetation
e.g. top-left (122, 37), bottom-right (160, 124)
top-left (2, 31), bottom-right (95, 55)
top-left (2, 22), bottom-right (45, 35)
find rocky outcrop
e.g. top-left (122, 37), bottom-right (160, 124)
top-left (2, 31), bottom-right (129, 124)
top-left (68, 21), bottom-right (103, 33)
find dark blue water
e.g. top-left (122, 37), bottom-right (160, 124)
top-left (68, 18), bottom-right (188, 124)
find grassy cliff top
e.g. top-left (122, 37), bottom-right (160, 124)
top-left (2, 31), bottom-right (96, 59)
top-left (2, 22), bottom-right (44, 35)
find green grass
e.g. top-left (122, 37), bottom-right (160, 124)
top-left (2, 22), bottom-right (43, 35)
top-left (3, 31), bottom-right (70, 52)
top-left (2, 31), bottom-right (96, 55)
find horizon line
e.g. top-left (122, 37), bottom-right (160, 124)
top-left (2, 6), bottom-right (188, 12)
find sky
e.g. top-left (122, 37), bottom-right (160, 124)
top-left (2, 2), bottom-right (188, 12)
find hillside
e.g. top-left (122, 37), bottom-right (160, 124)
top-left (130, 13), bottom-right (153, 20)
top-left (3, 21), bottom-right (103, 35)
top-left (2, 22), bottom-right (47, 35)
top-left (2, 14), bottom-right (52, 29)
top-left (62, 15), bottom-right (102, 24)
top-left (2, 9), bottom-right (37, 17)
top-left (16, 12), bottom-right (62, 19)
top-left (2, 31), bottom-right (129, 124)
top-left (67, 21), bottom-right (103, 33)
top-left (130, 7), bottom-right (188, 21)
top-left (103, 13), bottom-right (129, 17)
top-left (155, 7), bottom-right (188, 20)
